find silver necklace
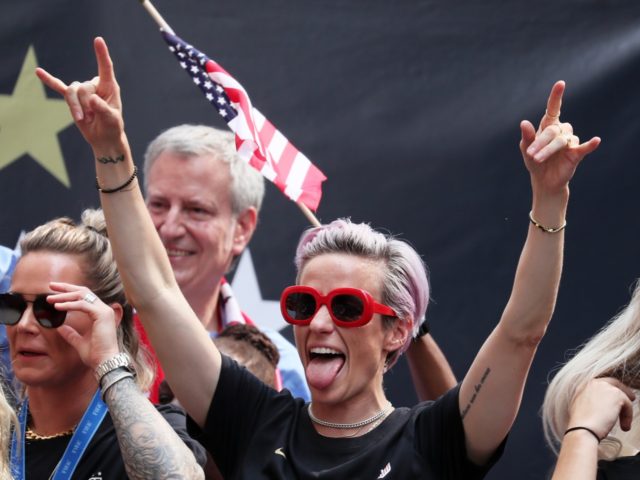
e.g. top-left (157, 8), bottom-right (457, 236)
top-left (307, 403), bottom-right (393, 429)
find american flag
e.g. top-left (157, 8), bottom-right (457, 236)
top-left (162, 31), bottom-right (326, 211)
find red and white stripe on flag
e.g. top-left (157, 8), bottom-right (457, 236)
top-left (205, 60), bottom-right (326, 211)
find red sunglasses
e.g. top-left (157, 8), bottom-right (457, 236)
top-left (280, 285), bottom-right (396, 328)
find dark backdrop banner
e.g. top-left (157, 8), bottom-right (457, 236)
top-left (2, 1), bottom-right (639, 478)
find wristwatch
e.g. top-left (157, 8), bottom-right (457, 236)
top-left (95, 352), bottom-right (133, 382)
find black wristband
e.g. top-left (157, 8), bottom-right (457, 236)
top-left (96, 166), bottom-right (138, 194)
top-left (564, 426), bottom-right (601, 443)
top-left (415, 321), bottom-right (430, 339)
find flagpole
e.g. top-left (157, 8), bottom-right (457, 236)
top-left (297, 202), bottom-right (321, 227)
top-left (138, 0), bottom-right (175, 34)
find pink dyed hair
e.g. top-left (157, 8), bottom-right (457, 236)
top-left (294, 218), bottom-right (430, 367)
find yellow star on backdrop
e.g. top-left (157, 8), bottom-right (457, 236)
top-left (0, 46), bottom-right (73, 187)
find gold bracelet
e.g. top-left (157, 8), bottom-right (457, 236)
top-left (529, 211), bottom-right (566, 233)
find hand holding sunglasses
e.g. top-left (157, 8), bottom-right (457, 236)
top-left (52, 283), bottom-right (123, 365)
top-left (280, 286), bottom-right (396, 328)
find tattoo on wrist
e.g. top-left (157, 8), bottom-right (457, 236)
top-left (106, 375), bottom-right (202, 479)
top-left (461, 367), bottom-right (491, 420)
top-left (97, 154), bottom-right (125, 164)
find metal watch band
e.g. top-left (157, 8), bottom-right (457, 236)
top-left (94, 352), bottom-right (133, 382)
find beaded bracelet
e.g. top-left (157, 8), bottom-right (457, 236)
top-left (96, 166), bottom-right (138, 194)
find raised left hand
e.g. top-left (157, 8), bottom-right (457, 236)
top-left (520, 81), bottom-right (601, 196)
top-left (48, 281), bottom-right (121, 370)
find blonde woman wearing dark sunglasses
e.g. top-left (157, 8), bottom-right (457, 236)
top-left (38, 36), bottom-right (600, 479)
top-left (0, 210), bottom-right (205, 479)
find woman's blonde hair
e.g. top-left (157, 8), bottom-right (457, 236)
top-left (542, 280), bottom-right (640, 460)
top-left (18, 209), bottom-right (154, 392)
top-left (0, 382), bottom-right (16, 479)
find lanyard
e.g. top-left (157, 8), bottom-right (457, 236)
top-left (10, 400), bottom-right (26, 480)
top-left (10, 389), bottom-right (108, 480)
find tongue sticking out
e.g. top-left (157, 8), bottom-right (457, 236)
top-left (306, 355), bottom-right (345, 390)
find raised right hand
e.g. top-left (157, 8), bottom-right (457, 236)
top-left (35, 37), bottom-right (125, 152)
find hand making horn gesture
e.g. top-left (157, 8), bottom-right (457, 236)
top-left (520, 81), bottom-right (601, 196)
top-left (35, 37), bottom-right (125, 153)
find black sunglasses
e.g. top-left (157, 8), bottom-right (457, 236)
top-left (0, 292), bottom-right (67, 328)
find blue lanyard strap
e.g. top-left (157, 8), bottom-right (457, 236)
top-left (10, 399), bottom-right (27, 480)
top-left (10, 389), bottom-right (108, 480)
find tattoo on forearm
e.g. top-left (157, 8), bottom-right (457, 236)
top-left (461, 367), bottom-right (491, 420)
top-left (97, 154), bottom-right (125, 164)
top-left (104, 375), bottom-right (204, 480)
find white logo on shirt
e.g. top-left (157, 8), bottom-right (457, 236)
top-left (275, 447), bottom-right (287, 459)
top-left (377, 462), bottom-right (391, 478)
top-left (87, 473), bottom-right (103, 480)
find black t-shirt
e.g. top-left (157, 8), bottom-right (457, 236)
top-left (26, 403), bottom-right (207, 480)
top-left (597, 453), bottom-right (640, 480)
top-left (188, 355), bottom-right (505, 479)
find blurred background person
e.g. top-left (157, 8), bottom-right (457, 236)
top-left (159, 322), bottom-right (281, 404)
top-left (136, 123), bottom-right (311, 401)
